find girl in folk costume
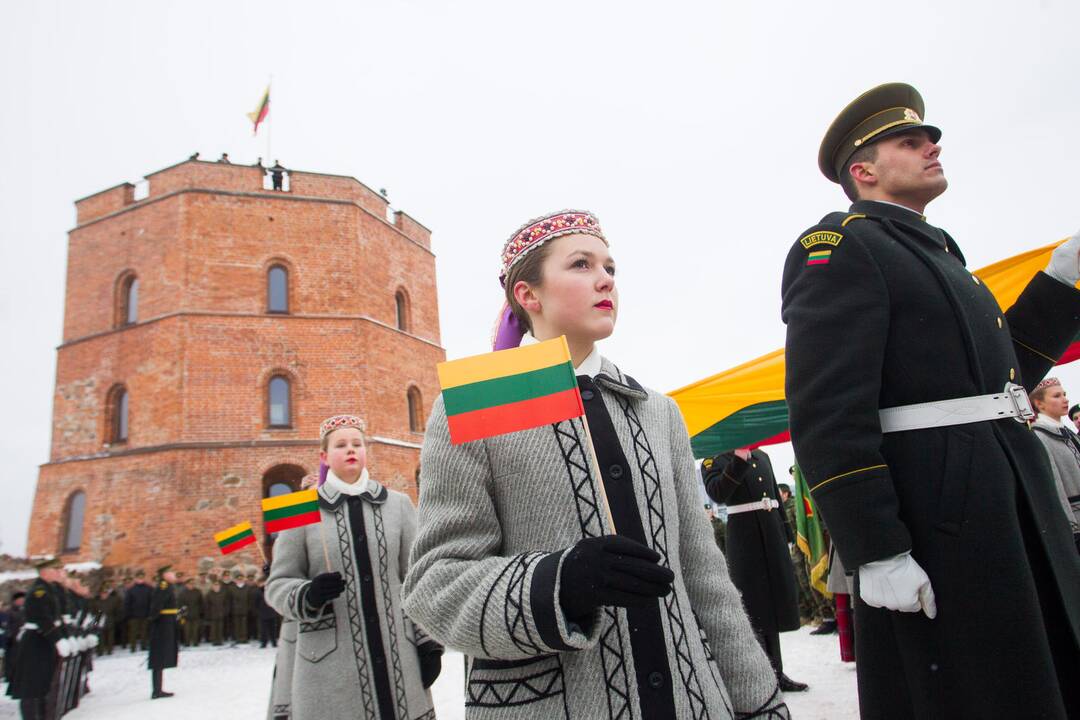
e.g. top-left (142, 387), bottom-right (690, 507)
top-left (403, 211), bottom-right (789, 719)
top-left (1028, 378), bottom-right (1080, 554)
top-left (267, 416), bottom-right (443, 720)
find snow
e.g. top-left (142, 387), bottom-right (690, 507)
top-left (0, 626), bottom-right (857, 718)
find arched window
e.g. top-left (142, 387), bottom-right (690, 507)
top-left (108, 385), bottom-right (129, 443)
top-left (263, 464), bottom-right (306, 546)
top-left (116, 272), bottom-right (138, 327)
top-left (268, 375), bottom-right (291, 427)
top-left (62, 491), bottom-right (86, 552)
top-left (268, 265), bottom-right (289, 313)
top-left (395, 290), bottom-right (409, 331)
top-left (408, 386), bottom-right (423, 432)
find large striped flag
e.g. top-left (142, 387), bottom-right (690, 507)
top-left (247, 86), bottom-right (270, 136)
top-left (262, 489), bottom-right (321, 533)
top-left (793, 466), bottom-right (830, 596)
top-left (214, 522), bottom-right (256, 555)
top-left (670, 238), bottom-right (1077, 457)
top-left (437, 336), bottom-right (584, 445)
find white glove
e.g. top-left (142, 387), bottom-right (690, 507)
top-left (55, 638), bottom-right (72, 657)
top-left (858, 551), bottom-right (937, 619)
top-left (1045, 231), bottom-right (1080, 287)
top-left (87, 635), bottom-right (99, 648)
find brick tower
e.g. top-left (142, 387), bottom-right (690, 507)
top-left (27, 158), bottom-right (444, 576)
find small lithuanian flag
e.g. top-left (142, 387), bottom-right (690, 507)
top-left (214, 522), bottom-right (256, 555)
top-left (438, 336), bottom-right (584, 445)
top-left (807, 249), bottom-right (832, 266)
top-left (262, 489), bottom-right (321, 533)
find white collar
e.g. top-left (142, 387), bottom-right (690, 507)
top-left (326, 467), bottom-right (372, 496)
top-left (520, 333), bottom-right (602, 379)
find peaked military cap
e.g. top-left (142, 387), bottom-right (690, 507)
top-left (32, 556), bottom-right (62, 570)
top-left (819, 82), bottom-right (942, 183)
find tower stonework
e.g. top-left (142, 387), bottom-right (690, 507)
top-left (28, 159), bottom-right (444, 574)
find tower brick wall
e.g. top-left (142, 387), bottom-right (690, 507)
top-left (28, 159), bottom-right (443, 577)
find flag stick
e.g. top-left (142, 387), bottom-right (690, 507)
top-left (318, 516), bottom-right (333, 572)
top-left (266, 76), bottom-right (272, 168)
top-left (579, 413), bottom-right (618, 535)
top-left (254, 538), bottom-right (268, 566)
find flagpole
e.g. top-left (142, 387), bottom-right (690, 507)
top-left (266, 76), bottom-right (272, 170)
top-left (580, 414), bottom-right (618, 535)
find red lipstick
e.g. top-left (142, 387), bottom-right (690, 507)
top-left (595, 300), bottom-right (613, 310)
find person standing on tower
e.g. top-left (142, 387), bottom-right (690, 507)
top-left (782, 82), bottom-right (1080, 718)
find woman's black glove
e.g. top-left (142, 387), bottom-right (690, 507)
top-left (558, 535), bottom-right (674, 622)
top-left (418, 641), bottom-right (443, 688)
top-left (306, 572), bottom-right (346, 607)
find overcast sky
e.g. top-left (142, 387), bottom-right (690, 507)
top-left (4, 0), bottom-right (1080, 555)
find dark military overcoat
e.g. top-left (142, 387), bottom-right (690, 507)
top-left (782, 199), bottom-right (1080, 719)
top-left (703, 449), bottom-right (800, 636)
top-left (148, 581), bottom-right (179, 670)
top-left (8, 578), bottom-right (61, 699)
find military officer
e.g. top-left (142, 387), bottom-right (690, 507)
top-left (219, 570), bottom-right (235, 641)
top-left (782, 82), bottom-right (1080, 718)
top-left (148, 565), bottom-right (180, 699)
top-left (204, 575), bottom-right (229, 646)
top-left (244, 570), bottom-right (260, 644)
top-left (227, 569), bottom-right (250, 643)
top-left (124, 570), bottom-right (152, 652)
top-left (8, 558), bottom-right (64, 720)
top-left (703, 448), bottom-right (806, 692)
top-left (177, 578), bottom-right (203, 647)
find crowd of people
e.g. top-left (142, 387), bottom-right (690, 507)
top-left (6, 80), bottom-right (1080, 719)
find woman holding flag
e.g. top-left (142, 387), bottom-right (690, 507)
top-left (403, 210), bottom-right (788, 719)
top-left (266, 415), bottom-right (442, 720)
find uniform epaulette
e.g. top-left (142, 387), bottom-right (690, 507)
top-left (841, 213), bottom-right (867, 227)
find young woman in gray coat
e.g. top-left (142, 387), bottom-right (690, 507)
top-left (267, 416), bottom-right (442, 720)
top-left (403, 210), bottom-right (788, 720)
top-left (1029, 378), bottom-right (1080, 554)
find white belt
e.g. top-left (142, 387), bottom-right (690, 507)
top-left (879, 383), bottom-right (1034, 434)
top-left (726, 498), bottom-right (779, 515)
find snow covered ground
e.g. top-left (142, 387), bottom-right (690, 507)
top-left (0, 626), bottom-right (857, 718)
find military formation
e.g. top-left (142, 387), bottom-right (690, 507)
top-left (3, 560), bottom-right (280, 714)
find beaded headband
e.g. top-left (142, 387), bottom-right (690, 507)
top-left (1033, 377), bottom-right (1061, 393)
top-left (320, 414), bottom-right (365, 439)
top-left (498, 210), bottom-right (606, 286)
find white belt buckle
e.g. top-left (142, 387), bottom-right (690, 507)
top-left (760, 497), bottom-right (772, 512)
top-left (1006, 382), bottom-right (1035, 423)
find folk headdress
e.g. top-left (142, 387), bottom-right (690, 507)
top-left (493, 210), bottom-right (607, 350)
top-left (1033, 377), bottom-right (1061, 393)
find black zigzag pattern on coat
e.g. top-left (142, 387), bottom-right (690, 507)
top-left (271, 703), bottom-right (290, 719)
top-left (692, 608), bottom-right (734, 717)
top-left (505, 552), bottom-right (546, 655)
top-left (466, 663), bottom-right (565, 708)
top-left (333, 505), bottom-right (376, 716)
top-left (412, 711), bottom-right (437, 720)
top-left (552, 418), bottom-right (634, 720)
top-left (735, 687), bottom-right (790, 719)
top-left (299, 614), bottom-right (336, 633)
top-left (616, 396), bottom-right (711, 720)
top-left (373, 503), bottom-right (410, 720)
top-left (552, 419), bottom-right (604, 536)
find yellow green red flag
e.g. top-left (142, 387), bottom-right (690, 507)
top-left (793, 465), bottom-right (830, 596)
top-left (247, 86), bottom-right (270, 136)
top-left (262, 489), bottom-right (320, 533)
top-left (214, 521), bottom-right (256, 555)
top-left (669, 238), bottom-right (1076, 457)
top-left (437, 336), bottom-right (584, 445)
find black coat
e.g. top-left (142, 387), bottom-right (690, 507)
top-left (148, 582), bottom-right (179, 670)
top-left (782, 200), bottom-right (1080, 719)
top-left (124, 583), bottom-right (152, 619)
top-left (703, 449), bottom-right (799, 636)
top-left (8, 579), bottom-right (60, 700)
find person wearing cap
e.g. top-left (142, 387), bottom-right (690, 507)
top-left (702, 449), bottom-right (805, 692)
top-left (177, 578), bottom-right (203, 647)
top-left (124, 570), bottom-right (152, 652)
top-left (8, 558), bottom-right (64, 720)
top-left (147, 566), bottom-right (180, 699)
top-left (266, 415), bottom-right (442, 720)
top-left (245, 570), bottom-right (261, 645)
top-left (204, 575), bottom-right (229, 646)
top-left (228, 569), bottom-right (251, 644)
top-left (1068, 403), bottom-right (1080, 432)
top-left (782, 82), bottom-right (1080, 717)
top-left (1029, 378), bottom-right (1080, 554)
top-left (95, 583), bottom-right (122, 655)
top-left (403, 211), bottom-right (789, 719)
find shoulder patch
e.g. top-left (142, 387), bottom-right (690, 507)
top-left (33, 589), bottom-right (46, 597)
top-left (702, 457), bottom-right (713, 470)
top-left (800, 230), bottom-right (842, 249)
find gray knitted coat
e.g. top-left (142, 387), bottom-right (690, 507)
top-left (267, 619), bottom-right (297, 720)
top-left (403, 357), bottom-right (788, 719)
top-left (1031, 415), bottom-right (1080, 534)
top-left (267, 479), bottom-right (437, 720)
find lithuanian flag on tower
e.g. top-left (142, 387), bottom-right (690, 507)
top-left (437, 337), bottom-right (584, 445)
top-left (247, 85), bottom-right (270, 136)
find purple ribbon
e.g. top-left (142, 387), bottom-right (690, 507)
top-left (318, 462), bottom-right (329, 487)
top-left (493, 304), bottom-right (525, 351)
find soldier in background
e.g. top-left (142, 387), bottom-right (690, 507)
top-left (219, 571), bottom-right (235, 641)
top-left (245, 570), bottom-right (261, 644)
top-left (9, 558), bottom-right (64, 720)
top-left (228, 569), bottom-right (250, 644)
top-left (124, 570), bottom-right (152, 652)
top-left (178, 578), bottom-right (203, 647)
top-left (148, 566), bottom-right (180, 699)
top-left (204, 575), bottom-right (228, 646)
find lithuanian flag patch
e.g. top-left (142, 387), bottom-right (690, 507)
top-left (807, 250), bottom-right (832, 266)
